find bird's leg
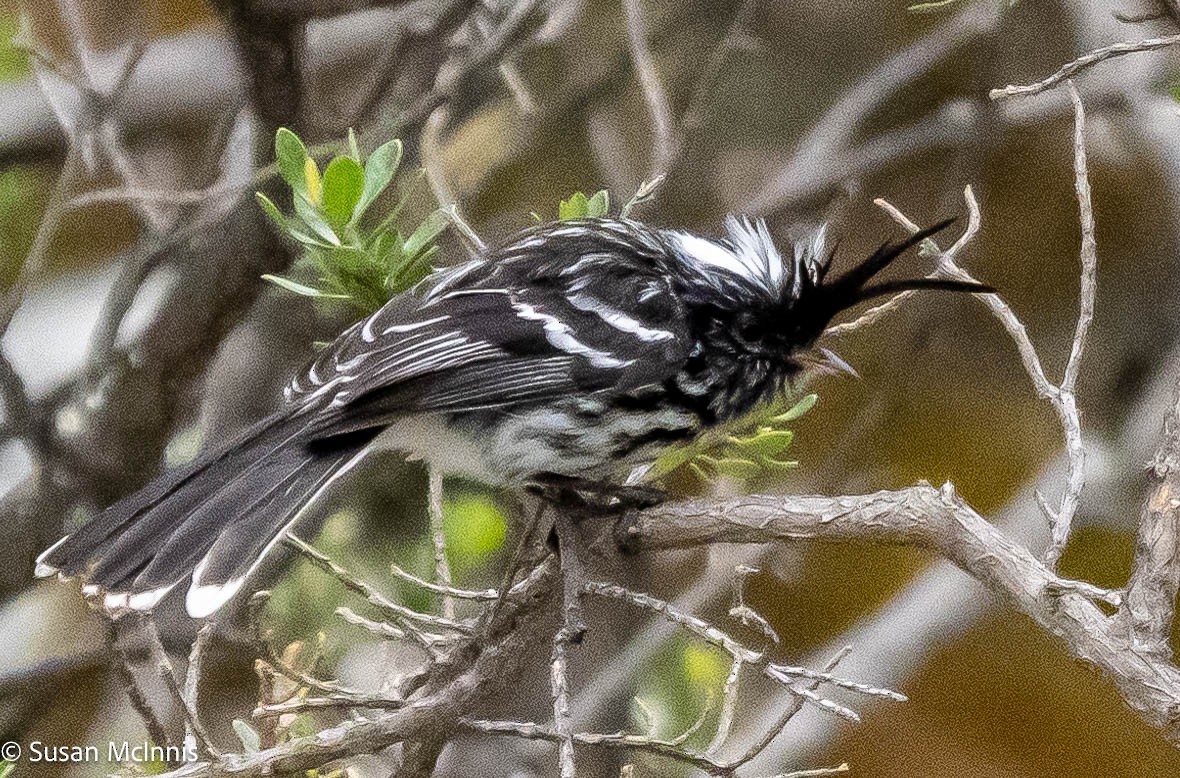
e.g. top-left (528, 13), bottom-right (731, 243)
top-left (526, 475), bottom-right (669, 642)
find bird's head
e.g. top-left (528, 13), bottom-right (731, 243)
top-left (662, 215), bottom-right (990, 377)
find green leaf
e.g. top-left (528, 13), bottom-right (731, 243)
top-left (559, 189), bottom-right (610, 220)
top-left (404, 209), bottom-right (450, 259)
top-left (759, 456), bottom-right (799, 473)
top-left (347, 127), bottom-right (361, 162)
top-left (262, 274), bottom-right (350, 299)
top-left (559, 191), bottom-right (590, 220)
top-left (321, 156), bottom-right (365, 231)
top-left (586, 189), bottom-right (610, 217)
top-left (726, 429), bottom-right (794, 457)
top-left (292, 191), bottom-right (340, 246)
top-left (641, 443), bottom-right (697, 483)
top-left (771, 393), bottom-right (817, 424)
top-left (287, 712), bottom-right (318, 739)
top-left (257, 192), bottom-right (335, 247)
top-left (0, 761), bottom-right (14, 778)
top-left (356, 138), bottom-right (403, 223)
top-left (699, 455), bottom-right (760, 480)
top-left (233, 719), bottom-right (262, 754)
top-left (275, 127), bottom-right (309, 193)
top-left (255, 191), bottom-right (287, 231)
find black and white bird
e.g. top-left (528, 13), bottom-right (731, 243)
top-left (36, 215), bottom-right (985, 617)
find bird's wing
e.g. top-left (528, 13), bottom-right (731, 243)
top-left (288, 236), bottom-right (691, 435)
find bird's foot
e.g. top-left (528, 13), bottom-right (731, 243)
top-left (526, 474), bottom-right (666, 519)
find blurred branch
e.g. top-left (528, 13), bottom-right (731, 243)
top-left (211, 0), bottom-right (304, 131)
top-left (680, 0), bottom-right (757, 134)
top-left (623, 0), bottom-right (678, 182)
top-left (744, 1), bottom-right (1000, 215)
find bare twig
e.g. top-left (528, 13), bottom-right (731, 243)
top-left (1041, 81), bottom-right (1098, 565)
top-left (182, 624), bottom-right (219, 759)
top-left (388, 562), bottom-right (498, 600)
top-left (706, 657), bottom-right (743, 755)
top-left (583, 581), bottom-right (902, 723)
top-left (104, 619), bottom-right (174, 757)
top-left (550, 631), bottom-right (576, 778)
top-left (825, 184), bottom-right (982, 338)
top-left (867, 167), bottom-right (1096, 567)
top-left (283, 532), bottom-right (473, 647)
top-left (252, 692), bottom-right (405, 719)
top-left (427, 466), bottom-right (456, 619)
top-left (336, 605), bottom-right (410, 641)
top-left (990, 34), bottom-right (1180, 100)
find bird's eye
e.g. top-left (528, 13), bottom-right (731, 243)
top-left (739, 321), bottom-right (764, 342)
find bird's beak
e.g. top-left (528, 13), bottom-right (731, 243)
top-left (801, 347), bottom-right (859, 378)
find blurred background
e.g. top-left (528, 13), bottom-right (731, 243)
top-left (3, 0), bottom-right (1180, 775)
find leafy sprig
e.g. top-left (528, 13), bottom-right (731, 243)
top-left (257, 128), bottom-right (448, 315)
top-left (644, 393), bottom-right (817, 489)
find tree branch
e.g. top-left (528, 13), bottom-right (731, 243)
top-left (625, 482), bottom-right (1180, 744)
top-left (1123, 372), bottom-right (1180, 657)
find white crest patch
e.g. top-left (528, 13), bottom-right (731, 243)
top-left (668, 217), bottom-right (828, 301)
top-left (669, 231), bottom-right (751, 281)
top-left (723, 215), bottom-right (785, 291)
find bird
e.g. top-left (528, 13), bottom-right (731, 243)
top-left (35, 214), bottom-right (988, 618)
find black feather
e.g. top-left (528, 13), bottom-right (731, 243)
top-left (827, 217), bottom-right (957, 294)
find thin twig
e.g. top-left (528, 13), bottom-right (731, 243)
top-left (583, 581), bottom-right (900, 721)
top-left (142, 618), bottom-right (220, 759)
top-left (253, 693), bottom-right (405, 719)
top-left (866, 177), bottom-right (1094, 565)
top-left (1041, 80), bottom-right (1097, 565)
top-left (283, 533), bottom-right (473, 643)
top-left (550, 631), bottom-right (576, 778)
top-left (388, 562), bottom-right (498, 600)
top-left (825, 184), bottom-right (982, 338)
top-left (705, 657), bottom-right (743, 754)
top-left (183, 624), bottom-right (219, 759)
top-left (989, 34), bottom-right (1180, 99)
top-left (336, 605), bottom-right (410, 641)
top-left (426, 466), bottom-right (456, 619)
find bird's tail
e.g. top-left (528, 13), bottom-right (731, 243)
top-left (35, 412), bottom-right (379, 617)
